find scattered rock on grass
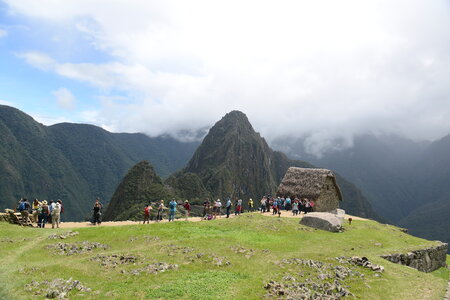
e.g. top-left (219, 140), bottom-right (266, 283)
top-left (230, 246), bottom-right (255, 259)
top-left (90, 254), bottom-right (139, 268)
top-left (185, 253), bottom-right (231, 267)
top-left (267, 257), bottom-right (376, 298)
top-left (122, 262), bottom-right (178, 276)
top-left (46, 241), bottom-right (109, 255)
top-left (264, 279), bottom-right (352, 299)
top-left (0, 238), bottom-right (14, 243)
top-left (336, 256), bottom-right (384, 272)
top-left (47, 231), bottom-right (79, 240)
top-left (128, 235), bottom-right (160, 243)
top-left (212, 255), bottom-right (231, 266)
top-left (162, 244), bottom-right (195, 255)
top-left (25, 278), bottom-right (91, 299)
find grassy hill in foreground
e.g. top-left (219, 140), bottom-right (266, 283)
top-left (0, 215), bottom-right (448, 299)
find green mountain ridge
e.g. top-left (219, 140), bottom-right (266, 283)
top-left (0, 105), bottom-right (199, 221)
top-left (103, 161), bottom-right (171, 221)
top-left (168, 111), bottom-right (379, 219)
top-left (0, 105), bottom-right (378, 222)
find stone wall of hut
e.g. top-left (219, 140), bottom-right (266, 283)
top-left (315, 177), bottom-right (340, 212)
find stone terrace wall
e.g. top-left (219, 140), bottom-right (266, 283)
top-left (380, 243), bottom-right (448, 272)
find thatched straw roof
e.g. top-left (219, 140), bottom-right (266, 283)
top-left (277, 167), bottom-right (342, 201)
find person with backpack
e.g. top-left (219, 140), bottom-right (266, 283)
top-left (17, 198), bottom-right (31, 226)
top-left (38, 200), bottom-right (50, 228)
top-left (225, 198), bottom-right (232, 218)
top-left (272, 198), bottom-right (278, 215)
top-left (260, 197), bottom-right (266, 213)
top-left (285, 196), bottom-right (291, 211)
top-left (157, 200), bottom-right (165, 222)
top-left (48, 200), bottom-right (55, 225)
top-left (92, 198), bottom-right (103, 225)
top-left (183, 200), bottom-right (191, 221)
top-left (213, 199), bottom-right (222, 219)
top-left (51, 201), bottom-right (61, 229)
top-left (168, 199), bottom-right (177, 222)
top-left (143, 204), bottom-right (152, 224)
top-left (202, 199), bottom-right (210, 219)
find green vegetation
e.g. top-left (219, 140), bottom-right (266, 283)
top-left (0, 215), bottom-right (447, 299)
top-left (0, 105), bottom-right (198, 221)
top-left (103, 161), bottom-right (172, 221)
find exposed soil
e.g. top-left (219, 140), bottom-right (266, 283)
top-left (43, 211), bottom-right (367, 229)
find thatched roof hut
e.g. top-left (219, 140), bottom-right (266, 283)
top-left (277, 167), bottom-right (342, 212)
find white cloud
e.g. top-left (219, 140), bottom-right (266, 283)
top-left (16, 52), bottom-right (56, 70)
top-left (7, 0), bottom-right (450, 151)
top-left (32, 114), bottom-right (70, 125)
top-left (0, 29), bottom-right (7, 38)
top-left (52, 88), bottom-right (76, 110)
top-left (0, 99), bottom-right (13, 106)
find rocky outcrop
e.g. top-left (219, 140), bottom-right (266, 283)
top-left (300, 212), bottom-right (343, 232)
top-left (380, 243), bottom-right (448, 272)
top-left (25, 278), bottom-right (92, 299)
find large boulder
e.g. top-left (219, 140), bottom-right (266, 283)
top-left (300, 212), bottom-right (343, 232)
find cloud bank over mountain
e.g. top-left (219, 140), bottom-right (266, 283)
top-left (4, 0), bottom-right (450, 153)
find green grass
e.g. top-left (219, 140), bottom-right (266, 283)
top-left (0, 215), bottom-right (448, 299)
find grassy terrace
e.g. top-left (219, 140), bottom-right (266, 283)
top-left (0, 214), bottom-right (448, 299)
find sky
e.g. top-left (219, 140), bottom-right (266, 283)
top-left (1, 0), bottom-right (450, 153)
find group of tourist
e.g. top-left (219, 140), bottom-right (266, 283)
top-left (259, 196), bottom-right (315, 216)
top-left (14, 194), bottom-right (315, 227)
top-left (15, 198), bottom-right (64, 228)
top-left (140, 195), bottom-right (315, 223)
top-left (141, 199), bottom-right (191, 224)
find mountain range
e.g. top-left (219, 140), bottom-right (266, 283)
top-left (2, 104), bottom-right (448, 250)
top-left (1, 105), bottom-right (377, 222)
top-left (0, 105), bottom-right (198, 220)
top-left (105, 110), bottom-right (378, 221)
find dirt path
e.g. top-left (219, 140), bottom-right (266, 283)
top-left (46, 211), bottom-right (367, 229)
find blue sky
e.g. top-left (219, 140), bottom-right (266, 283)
top-left (0, 1), bottom-right (113, 125)
top-left (1, 0), bottom-right (450, 154)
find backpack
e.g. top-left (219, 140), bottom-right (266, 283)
top-left (53, 203), bottom-right (61, 215)
top-left (18, 202), bottom-right (26, 212)
top-left (170, 202), bottom-right (176, 210)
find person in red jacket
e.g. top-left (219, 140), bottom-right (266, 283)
top-left (183, 200), bottom-right (191, 221)
top-left (143, 204), bottom-right (152, 224)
